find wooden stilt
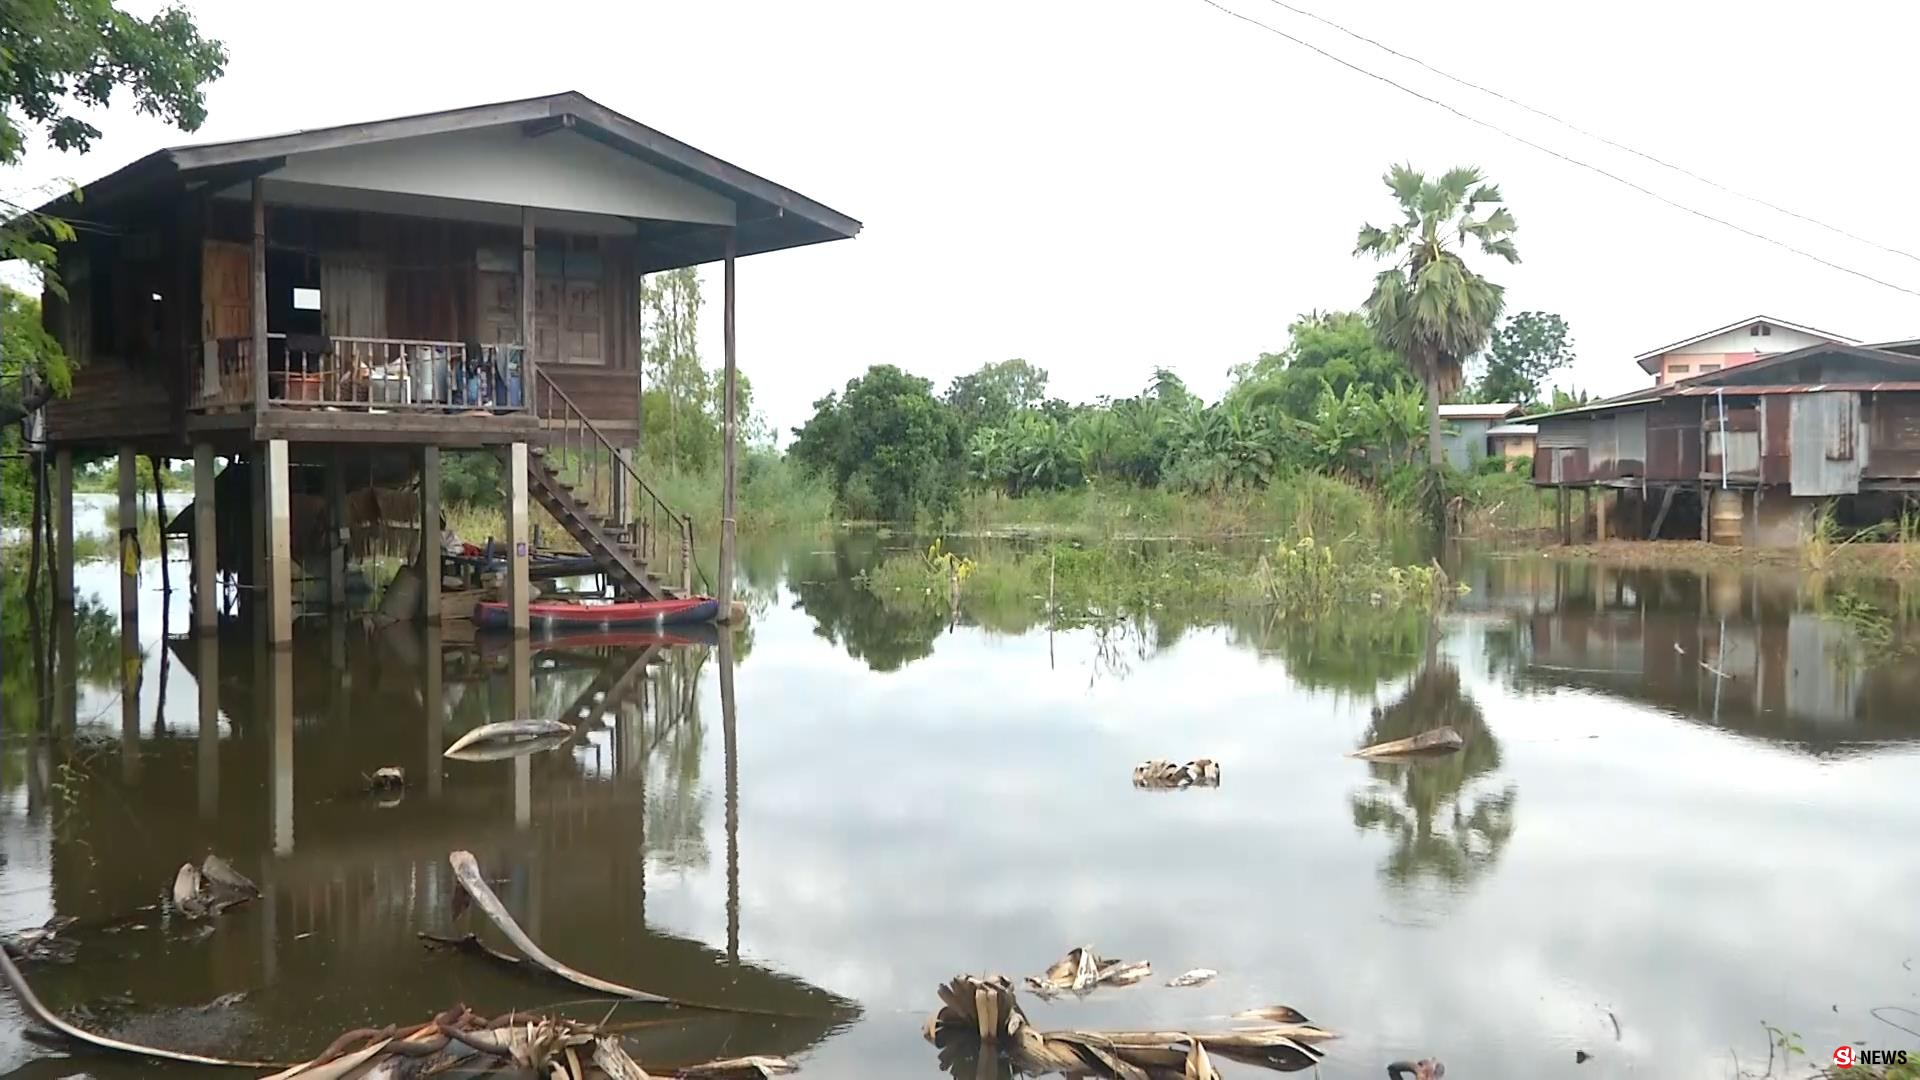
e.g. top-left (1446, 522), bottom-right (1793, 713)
top-left (150, 455), bottom-right (170, 595)
top-left (118, 447), bottom-right (139, 635)
top-left (719, 229), bottom-right (738, 619)
top-left (419, 445), bottom-right (441, 623)
top-left (506, 442), bottom-right (531, 633)
top-left (53, 448), bottom-right (73, 603)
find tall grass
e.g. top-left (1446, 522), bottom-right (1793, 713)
top-left (951, 472), bottom-right (1418, 546)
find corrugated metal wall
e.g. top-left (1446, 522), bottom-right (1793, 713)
top-left (1790, 391), bottom-right (1862, 495)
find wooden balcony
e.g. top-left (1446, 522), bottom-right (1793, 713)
top-left (188, 335), bottom-right (541, 445)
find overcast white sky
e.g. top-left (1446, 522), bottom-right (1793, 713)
top-left (11, 0), bottom-right (1920, 438)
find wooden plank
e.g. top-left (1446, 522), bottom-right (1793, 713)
top-left (256, 409), bottom-right (539, 445)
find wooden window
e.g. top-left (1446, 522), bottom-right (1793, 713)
top-left (531, 235), bottom-right (604, 365)
top-left (1698, 363), bottom-right (1720, 373)
top-left (1669, 364), bottom-right (1690, 375)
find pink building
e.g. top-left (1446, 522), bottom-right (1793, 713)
top-left (1635, 316), bottom-right (1854, 386)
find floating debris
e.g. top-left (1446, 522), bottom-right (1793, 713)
top-left (1388, 1060), bottom-right (1445, 1080)
top-left (171, 854), bottom-right (260, 919)
top-left (367, 766), bottom-right (406, 790)
top-left (1167, 968), bottom-right (1217, 988)
top-left (1132, 759), bottom-right (1222, 789)
top-left (1, 917), bottom-right (78, 965)
top-left (1352, 726), bottom-right (1463, 760)
top-left (1025, 946), bottom-right (1152, 998)
top-left (444, 733), bottom-right (572, 763)
top-left (926, 974), bottom-right (1334, 1075)
top-left (443, 718), bottom-right (575, 760)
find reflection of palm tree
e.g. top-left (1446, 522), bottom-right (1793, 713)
top-left (1350, 656), bottom-right (1515, 888)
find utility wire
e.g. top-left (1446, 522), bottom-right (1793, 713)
top-left (1194, 0), bottom-right (1920, 300)
top-left (1252, 0), bottom-right (1920, 267)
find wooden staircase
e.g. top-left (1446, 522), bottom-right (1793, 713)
top-left (525, 369), bottom-right (699, 602)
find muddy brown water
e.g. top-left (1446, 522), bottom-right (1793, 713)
top-left (2, 535), bottom-right (1918, 1079)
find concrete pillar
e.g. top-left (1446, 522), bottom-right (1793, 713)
top-left (268, 644), bottom-right (294, 855)
top-left (118, 446), bottom-right (139, 632)
top-left (53, 448), bottom-right (74, 603)
top-left (197, 633), bottom-right (220, 820)
top-left (264, 440), bottom-right (293, 644)
top-left (193, 444), bottom-right (219, 632)
top-left (424, 623), bottom-right (443, 799)
top-left (420, 446), bottom-right (441, 622)
top-left (120, 622), bottom-right (141, 786)
top-left (510, 633), bottom-right (531, 827)
top-left (327, 449), bottom-right (347, 609)
top-left (506, 442), bottom-right (531, 633)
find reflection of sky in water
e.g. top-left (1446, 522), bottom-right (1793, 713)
top-left (2, 549), bottom-right (1917, 1079)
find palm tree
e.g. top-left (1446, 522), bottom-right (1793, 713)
top-left (1355, 165), bottom-right (1519, 468)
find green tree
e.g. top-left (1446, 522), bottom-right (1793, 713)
top-left (1355, 164), bottom-right (1519, 468)
top-left (642, 267), bottom-right (709, 471)
top-left (1477, 311), bottom-right (1574, 408)
top-left (789, 365), bottom-right (961, 520)
top-left (1230, 310), bottom-right (1411, 419)
top-left (1, 0), bottom-right (226, 274)
top-left (944, 358), bottom-right (1048, 438)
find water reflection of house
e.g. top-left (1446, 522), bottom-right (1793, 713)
top-left (1482, 563), bottom-right (1920, 751)
top-left (29, 630), bottom-right (852, 1067)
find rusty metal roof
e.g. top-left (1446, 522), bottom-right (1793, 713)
top-left (1665, 382), bottom-right (1920, 395)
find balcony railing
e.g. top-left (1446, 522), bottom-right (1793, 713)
top-left (192, 335), bottom-right (529, 413)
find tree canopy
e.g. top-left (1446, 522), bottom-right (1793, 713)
top-left (944, 358), bottom-right (1048, 437)
top-left (1228, 310), bottom-right (1412, 419)
top-left (790, 365), bottom-right (962, 520)
top-left (1, 0), bottom-right (227, 270)
top-left (1356, 164), bottom-right (1519, 467)
top-left (1476, 310), bottom-right (1574, 409)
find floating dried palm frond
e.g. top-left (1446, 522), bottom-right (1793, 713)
top-left (1132, 759), bottom-right (1222, 789)
top-left (1025, 946), bottom-right (1152, 998)
top-left (927, 974), bottom-right (1334, 1077)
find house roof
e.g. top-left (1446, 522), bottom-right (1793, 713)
top-left (1532, 343), bottom-right (1920, 422)
top-left (1437, 402), bottom-right (1521, 420)
top-left (40, 91), bottom-right (861, 268)
top-left (1633, 315), bottom-right (1855, 373)
top-left (1485, 423), bottom-right (1539, 437)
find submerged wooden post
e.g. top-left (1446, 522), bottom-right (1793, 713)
top-left (264, 439), bottom-right (293, 644)
top-left (193, 444), bottom-right (218, 632)
top-left (327, 449), bottom-right (347, 609)
top-left (718, 229), bottom-right (738, 616)
top-left (53, 447), bottom-right (74, 603)
top-left (251, 178), bottom-right (268, 410)
top-left (419, 445), bottom-right (442, 622)
top-left (269, 645), bottom-right (294, 854)
top-left (424, 623), bottom-right (444, 799)
top-left (506, 441), bottom-right (531, 633)
top-left (118, 447), bottom-right (139, 633)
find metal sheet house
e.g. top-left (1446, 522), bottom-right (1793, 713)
top-left (34, 92), bottom-right (860, 641)
top-left (1530, 343), bottom-right (1920, 544)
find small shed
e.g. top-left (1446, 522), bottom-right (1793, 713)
top-left (1437, 403), bottom-right (1522, 470)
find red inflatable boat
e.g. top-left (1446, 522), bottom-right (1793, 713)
top-left (473, 596), bottom-right (719, 631)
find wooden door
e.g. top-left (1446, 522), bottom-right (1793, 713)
top-left (475, 269), bottom-right (520, 344)
top-left (202, 241), bottom-right (251, 341)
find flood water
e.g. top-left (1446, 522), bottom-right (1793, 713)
top-left (2, 533), bottom-right (1918, 1079)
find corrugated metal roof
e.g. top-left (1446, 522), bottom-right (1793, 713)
top-left (1666, 382), bottom-right (1920, 395)
top-left (1486, 423), bottom-right (1539, 436)
top-left (1438, 402), bottom-right (1521, 419)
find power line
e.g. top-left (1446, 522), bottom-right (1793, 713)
top-left (1193, 0), bottom-right (1920, 301)
top-left (1252, 0), bottom-right (1920, 267)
